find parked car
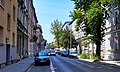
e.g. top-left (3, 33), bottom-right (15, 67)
top-left (34, 51), bottom-right (50, 65)
top-left (49, 50), bottom-right (56, 56)
top-left (55, 49), bottom-right (60, 55)
top-left (69, 51), bottom-right (78, 58)
top-left (61, 51), bottom-right (68, 57)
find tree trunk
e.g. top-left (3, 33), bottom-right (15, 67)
top-left (96, 41), bottom-right (101, 59)
top-left (57, 38), bottom-right (60, 48)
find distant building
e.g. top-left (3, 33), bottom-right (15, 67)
top-left (27, 0), bottom-right (38, 56)
top-left (35, 24), bottom-right (44, 51)
top-left (69, 20), bottom-right (96, 55)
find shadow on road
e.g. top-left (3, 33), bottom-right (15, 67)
top-left (92, 60), bottom-right (120, 69)
top-left (34, 63), bottom-right (50, 66)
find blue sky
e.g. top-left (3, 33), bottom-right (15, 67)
top-left (33, 0), bottom-right (74, 43)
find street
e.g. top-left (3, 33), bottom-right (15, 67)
top-left (27, 55), bottom-right (120, 72)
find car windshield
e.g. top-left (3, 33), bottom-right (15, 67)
top-left (38, 52), bottom-right (47, 56)
top-left (51, 51), bottom-right (55, 53)
top-left (71, 52), bottom-right (77, 54)
top-left (56, 50), bottom-right (60, 51)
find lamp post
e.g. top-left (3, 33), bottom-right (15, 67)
top-left (69, 26), bottom-right (72, 49)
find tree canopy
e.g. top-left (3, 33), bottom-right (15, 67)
top-left (60, 26), bottom-right (78, 49)
top-left (50, 19), bottom-right (63, 48)
top-left (50, 19), bottom-right (78, 49)
top-left (70, 0), bottom-right (114, 59)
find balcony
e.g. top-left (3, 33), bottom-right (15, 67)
top-left (33, 25), bottom-right (37, 30)
top-left (30, 35), bottom-right (37, 42)
top-left (33, 25), bottom-right (43, 33)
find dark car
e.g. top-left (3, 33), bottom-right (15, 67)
top-left (34, 51), bottom-right (50, 65)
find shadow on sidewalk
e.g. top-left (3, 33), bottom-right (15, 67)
top-left (92, 60), bottom-right (120, 69)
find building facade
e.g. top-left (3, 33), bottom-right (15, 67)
top-left (27, 0), bottom-right (38, 56)
top-left (69, 20), bottom-right (83, 54)
top-left (101, 4), bottom-right (120, 60)
top-left (0, 0), bottom-right (18, 67)
top-left (17, 0), bottom-right (29, 59)
top-left (36, 24), bottom-right (44, 51)
top-left (0, 0), bottom-right (43, 68)
top-left (17, 0), bottom-right (38, 58)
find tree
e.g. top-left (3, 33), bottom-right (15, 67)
top-left (115, 0), bottom-right (120, 5)
top-left (50, 19), bottom-right (63, 48)
top-left (48, 43), bottom-right (56, 49)
top-left (70, 0), bottom-right (112, 59)
top-left (60, 26), bottom-right (78, 50)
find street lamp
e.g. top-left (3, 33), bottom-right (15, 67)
top-left (62, 21), bottom-right (72, 55)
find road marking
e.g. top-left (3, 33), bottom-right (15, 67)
top-left (50, 61), bottom-right (56, 72)
top-left (76, 61), bottom-right (94, 68)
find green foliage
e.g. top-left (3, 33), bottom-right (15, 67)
top-left (48, 43), bottom-right (56, 49)
top-left (60, 27), bottom-right (70, 48)
top-left (60, 26), bottom-right (78, 49)
top-left (92, 53), bottom-right (100, 60)
top-left (50, 19), bottom-right (63, 48)
top-left (80, 53), bottom-right (100, 60)
top-left (50, 19), bottom-right (78, 49)
top-left (80, 53), bottom-right (90, 59)
top-left (70, 0), bottom-right (112, 58)
top-left (114, 0), bottom-right (120, 5)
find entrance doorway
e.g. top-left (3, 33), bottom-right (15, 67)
top-left (6, 44), bottom-right (10, 65)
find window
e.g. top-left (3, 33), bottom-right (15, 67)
top-left (0, 26), bottom-right (3, 43)
top-left (12, 33), bottom-right (15, 45)
top-left (7, 14), bottom-right (11, 31)
top-left (13, 6), bottom-right (15, 20)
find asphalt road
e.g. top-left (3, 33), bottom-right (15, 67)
top-left (27, 55), bottom-right (120, 72)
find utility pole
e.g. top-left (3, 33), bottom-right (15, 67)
top-left (69, 25), bottom-right (72, 55)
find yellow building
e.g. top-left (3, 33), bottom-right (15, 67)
top-left (0, 0), bottom-right (17, 68)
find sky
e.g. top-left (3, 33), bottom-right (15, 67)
top-left (33, 0), bottom-right (74, 43)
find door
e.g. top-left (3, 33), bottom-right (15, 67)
top-left (6, 44), bottom-right (10, 65)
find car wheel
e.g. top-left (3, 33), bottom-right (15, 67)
top-left (47, 61), bottom-right (50, 65)
top-left (34, 60), bottom-right (38, 66)
top-left (34, 63), bottom-right (37, 66)
top-left (69, 56), bottom-right (71, 58)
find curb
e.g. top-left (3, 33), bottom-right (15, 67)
top-left (80, 59), bottom-right (94, 62)
top-left (25, 63), bottom-right (34, 72)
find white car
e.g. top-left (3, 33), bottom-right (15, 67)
top-left (50, 50), bottom-right (56, 56)
top-left (69, 52), bottom-right (78, 58)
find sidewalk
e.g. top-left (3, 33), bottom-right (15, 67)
top-left (0, 57), bottom-right (34, 72)
top-left (77, 55), bottom-right (120, 69)
top-left (95, 60), bottom-right (120, 69)
top-left (80, 58), bottom-right (120, 69)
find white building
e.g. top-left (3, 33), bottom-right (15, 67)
top-left (101, 4), bottom-right (120, 60)
top-left (69, 20), bottom-right (96, 55)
